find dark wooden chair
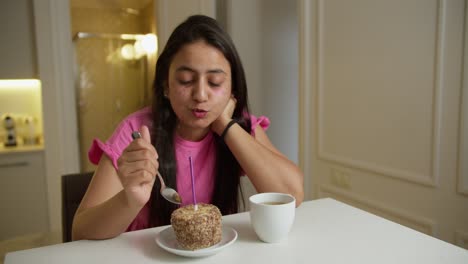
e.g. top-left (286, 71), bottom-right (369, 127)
top-left (61, 172), bottom-right (94, 242)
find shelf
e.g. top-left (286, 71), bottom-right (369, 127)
top-left (0, 144), bottom-right (44, 155)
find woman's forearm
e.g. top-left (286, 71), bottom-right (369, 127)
top-left (72, 190), bottom-right (142, 240)
top-left (224, 124), bottom-right (304, 206)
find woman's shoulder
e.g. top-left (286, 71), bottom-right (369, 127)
top-left (110, 107), bottom-right (152, 140)
top-left (120, 107), bottom-right (153, 130)
top-left (125, 106), bottom-right (152, 122)
top-left (88, 107), bottom-right (152, 167)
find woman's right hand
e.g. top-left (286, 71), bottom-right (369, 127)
top-left (116, 125), bottom-right (157, 209)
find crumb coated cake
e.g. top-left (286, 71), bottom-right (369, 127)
top-left (171, 203), bottom-right (222, 250)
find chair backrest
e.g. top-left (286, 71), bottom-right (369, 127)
top-left (61, 172), bottom-right (93, 242)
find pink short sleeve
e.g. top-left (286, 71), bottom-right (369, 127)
top-left (236, 114), bottom-right (270, 177)
top-left (88, 107), bottom-right (152, 169)
top-left (249, 114), bottom-right (270, 136)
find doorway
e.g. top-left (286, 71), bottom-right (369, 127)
top-left (70, 0), bottom-right (157, 172)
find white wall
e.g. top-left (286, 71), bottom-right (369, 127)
top-left (225, 0), bottom-right (300, 205)
top-left (0, 0), bottom-right (37, 79)
top-left (225, 0), bottom-right (263, 116)
top-left (33, 0), bottom-right (80, 237)
top-left (260, 0), bottom-right (298, 163)
top-left (226, 0), bottom-right (299, 163)
top-left (157, 0), bottom-right (216, 51)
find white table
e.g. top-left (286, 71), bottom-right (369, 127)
top-left (5, 198), bottom-right (468, 263)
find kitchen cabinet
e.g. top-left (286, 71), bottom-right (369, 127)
top-left (0, 0), bottom-right (37, 79)
top-left (0, 149), bottom-right (48, 240)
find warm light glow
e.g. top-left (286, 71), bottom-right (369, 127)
top-left (133, 40), bottom-right (146, 59)
top-left (141, 34), bottom-right (157, 54)
top-left (121, 34), bottom-right (138, 40)
top-left (0, 79), bottom-right (41, 91)
top-left (120, 34), bottom-right (158, 61)
top-left (0, 79), bottom-right (41, 89)
top-left (120, 44), bottom-right (135, 60)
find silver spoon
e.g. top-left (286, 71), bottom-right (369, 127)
top-left (131, 131), bottom-right (182, 205)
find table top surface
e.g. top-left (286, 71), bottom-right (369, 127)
top-left (5, 198), bottom-right (468, 264)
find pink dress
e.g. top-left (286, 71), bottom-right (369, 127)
top-left (88, 107), bottom-right (270, 231)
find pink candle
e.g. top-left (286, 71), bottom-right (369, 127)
top-left (189, 156), bottom-right (198, 210)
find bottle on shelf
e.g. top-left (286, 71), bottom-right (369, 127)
top-left (23, 115), bottom-right (37, 146)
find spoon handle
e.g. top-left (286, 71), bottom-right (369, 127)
top-left (131, 131), bottom-right (181, 204)
top-left (156, 171), bottom-right (166, 190)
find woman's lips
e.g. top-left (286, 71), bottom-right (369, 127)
top-left (192, 109), bottom-right (208, 118)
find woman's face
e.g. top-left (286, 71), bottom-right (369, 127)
top-left (167, 40), bottom-right (232, 141)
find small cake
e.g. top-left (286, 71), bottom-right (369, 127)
top-left (171, 203), bottom-right (222, 250)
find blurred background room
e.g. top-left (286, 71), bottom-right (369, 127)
top-left (0, 0), bottom-right (467, 263)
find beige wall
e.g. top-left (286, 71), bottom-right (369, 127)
top-left (0, 0), bottom-right (37, 79)
top-left (157, 0), bottom-right (215, 50)
top-left (225, 0), bottom-right (263, 116)
top-left (299, 0), bottom-right (468, 248)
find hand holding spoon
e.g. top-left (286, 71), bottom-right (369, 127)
top-left (131, 131), bottom-right (182, 205)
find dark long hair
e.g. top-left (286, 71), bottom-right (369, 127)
top-left (149, 15), bottom-right (251, 227)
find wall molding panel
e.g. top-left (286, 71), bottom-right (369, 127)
top-left (302, 0), bottom-right (467, 249)
top-left (319, 184), bottom-right (437, 236)
top-left (316, 0), bottom-right (446, 187)
top-left (318, 153), bottom-right (437, 187)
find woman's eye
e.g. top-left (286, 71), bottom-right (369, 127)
top-left (178, 80), bottom-right (193, 85)
top-left (209, 82), bottom-right (221, 87)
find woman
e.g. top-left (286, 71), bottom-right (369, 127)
top-left (72, 15), bottom-right (303, 240)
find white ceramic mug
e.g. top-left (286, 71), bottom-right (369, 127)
top-left (249, 192), bottom-right (296, 243)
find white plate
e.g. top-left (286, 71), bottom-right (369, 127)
top-left (155, 226), bottom-right (237, 258)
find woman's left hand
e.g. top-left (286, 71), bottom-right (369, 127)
top-left (212, 95), bottom-right (236, 135)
